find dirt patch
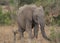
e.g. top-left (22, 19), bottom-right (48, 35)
top-left (0, 25), bottom-right (51, 43)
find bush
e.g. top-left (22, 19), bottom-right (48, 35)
top-left (50, 26), bottom-right (60, 43)
top-left (50, 27), bottom-right (56, 41)
top-left (0, 6), bottom-right (12, 25)
top-left (53, 15), bottom-right (60, 26)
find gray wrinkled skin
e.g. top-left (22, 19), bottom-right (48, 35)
top-left (14, 4), bottom-right (51, 41)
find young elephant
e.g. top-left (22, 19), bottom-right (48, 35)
top-left (14, 4), bottom-right (51, 41)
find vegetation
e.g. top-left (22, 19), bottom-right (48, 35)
top-left (0, 0), bottom-right (60, 43)
top-left (50, 26), bottom-right (60, 43)
top-left (0, 6), bottom-right (11, 25)
top-left (0, 0), bottom-right (60, 25)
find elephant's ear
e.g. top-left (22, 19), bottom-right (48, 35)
top-left (39, 6), bottom-right (45, 16)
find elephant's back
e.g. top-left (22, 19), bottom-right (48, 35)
top-left (16, 5), bottom-right (33, 29)
top-left (22, 6), bottom-right (33, 21)
top-left (16, 4), bottom-right (37, 29)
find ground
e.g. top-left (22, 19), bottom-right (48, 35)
top-left (0, 25), bottom-right (51, 43)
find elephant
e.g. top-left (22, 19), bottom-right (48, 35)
top-left (14, 4), bottom-right (51, 41)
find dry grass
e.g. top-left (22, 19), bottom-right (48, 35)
top-left (0, 25), bottom-right (53, 43)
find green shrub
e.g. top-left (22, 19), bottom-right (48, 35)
top-left (50, 27), bottom-right (60, 43)
top-left (53, 15), bottom-right (60, 26)
top-left (50, 27), bottom-right (56, 41)
top-left (0, 6), bottom-right (12, 25)
top-left (0, 12), bottom-right (12, 25)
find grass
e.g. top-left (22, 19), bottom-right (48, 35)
top-left (0, 25), bottom-right (51, 43)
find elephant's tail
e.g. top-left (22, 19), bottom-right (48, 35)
top-left (40, 25), bottom-right (51, 41)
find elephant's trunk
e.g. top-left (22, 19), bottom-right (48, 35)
top-left (40, 24), bottom-right (51, 41)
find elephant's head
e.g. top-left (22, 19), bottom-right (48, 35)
top-left (33, 6), bottom-right (51, 41)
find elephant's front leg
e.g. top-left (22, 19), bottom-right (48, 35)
top-left (13, 26), bottom-right (24, 43)
top-left (18, 27), bottom-right (25, 43)
top-left (34, 24), bottom-right (39, 39)
top-left (26, 20), bottom-right (32, 43)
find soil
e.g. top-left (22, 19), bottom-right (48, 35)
top-left (0, 25), bottom-right (51, 43)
